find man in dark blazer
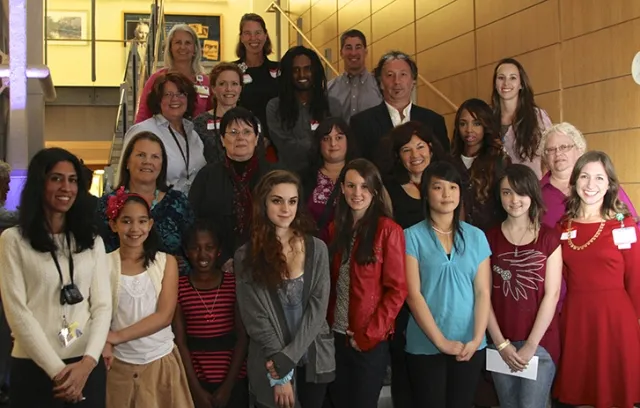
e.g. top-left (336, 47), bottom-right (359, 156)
top-left (350, 51), bottom-right (450, 163)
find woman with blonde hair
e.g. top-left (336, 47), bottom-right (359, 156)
top-left (136, 24), bottom-right (211, 122)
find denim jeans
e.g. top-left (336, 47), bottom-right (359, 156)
top-left (491, 341), bottom-right (556, 408)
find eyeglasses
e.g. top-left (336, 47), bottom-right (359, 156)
top-left (543, 144), bottom-right (575, 156)
top-left (242, 29), bottom-right (265, 37)
top-left (225, 129), bottom-right (255, 138)
top-left (163, 92), bottom-right (187, 99)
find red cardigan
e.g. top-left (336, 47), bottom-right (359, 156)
top-left (327, 216), bottom-right (407, 351)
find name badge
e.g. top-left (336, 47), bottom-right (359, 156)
top-left (310, 121), bottom-right (319, 131)
top-left (207, 119), bottom-right (220, 130)
top-left (560, 230), bottom-right (576, 240)
top-left (195, 85), bottom-right (209, 98)
top-left (613, 226), bottom-right (637, 249)
top-left (243, 74), bottom-right (253, 84)
top-left (58, 321), bottom-right (83, 348)
top-left (269, 68), bottom-right (280, 79)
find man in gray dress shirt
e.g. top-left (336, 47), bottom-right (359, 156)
top-left (327, 30), bottom-right (382, 123)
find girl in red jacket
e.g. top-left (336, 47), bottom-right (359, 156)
top-left (325, 158), bottom-right (407, 408)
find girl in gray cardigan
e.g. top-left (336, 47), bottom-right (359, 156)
top-left (235, 170), bottom-right (335, 408)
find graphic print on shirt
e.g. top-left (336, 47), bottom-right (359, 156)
top-left (493, 249), bottom-right (545, 301)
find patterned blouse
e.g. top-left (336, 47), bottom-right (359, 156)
top-left (96, 188), bottom-right (195, 274)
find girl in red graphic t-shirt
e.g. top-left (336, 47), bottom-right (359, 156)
top-left (486, 164), bottom-right (562, 408)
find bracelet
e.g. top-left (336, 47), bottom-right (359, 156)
top-left (267, 369), bottom-right (294, 387)
top-left (496, 339), bottom-right (511, 352)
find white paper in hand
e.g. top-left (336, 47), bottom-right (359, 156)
top-left (486, 348), bottom-right (539, 380)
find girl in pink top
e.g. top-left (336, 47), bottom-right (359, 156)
top-left (492, 58), bottom-right (552, 179)
top-left (136, 24), bottom-right (211, 122)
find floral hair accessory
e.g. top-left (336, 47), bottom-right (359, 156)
top-left (106, 186), bottom-right (129, 220)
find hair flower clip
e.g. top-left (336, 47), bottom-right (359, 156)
top-left (106, 186), bottom-right (129, 221)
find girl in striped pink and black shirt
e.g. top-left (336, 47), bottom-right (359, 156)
top-left (174, 221), bottom-right (248, 408)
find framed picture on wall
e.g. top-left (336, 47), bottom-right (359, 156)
top-left (123, 13), bottom-right (152, 47)
top-left (46, 10), bottom-right (88, 46)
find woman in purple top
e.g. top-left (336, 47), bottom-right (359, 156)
top-left (539, 122), bottom-right (639, 314)
top-left (539, 122), bottom-right (638, 229)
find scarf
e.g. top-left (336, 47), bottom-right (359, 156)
top-left (225, 154), bottom-right (259, 245)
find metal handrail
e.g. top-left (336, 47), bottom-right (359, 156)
top-left (265, 1), bottom-right (458, 111)
top-left (107, 43), bottom-right (136, 164)
top-left (0, 64), bottom-right (56, 101)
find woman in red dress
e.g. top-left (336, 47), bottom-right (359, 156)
top-left (554, 150), bottom-right (640, 407)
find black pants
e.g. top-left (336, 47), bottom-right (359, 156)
top-left (10, 356), bottom-right (106, 408)
top-left (390, 305), bottom-right (412, 408)
top-left (406, 349), bottom-right (485, 408)
top-left (256, 366), bottom-right (327, 408)
top-left (325, 332), bottom-right (389, 408)
top-left (201, 378), bottom-right (249, 408)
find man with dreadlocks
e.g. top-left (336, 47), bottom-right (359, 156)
top-left (266, 46), bottom-right (330, 176)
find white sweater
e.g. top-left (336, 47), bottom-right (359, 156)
top-left (0, 227), bottom-right (112, 379)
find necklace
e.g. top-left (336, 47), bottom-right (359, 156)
top-left (504, 222), bottom-right (531, 257)
top-left (566, 219), bottom-right (605, 251)
top-left (192, 279), bottom-right (221, 323)
top-left (432, 225), bottom-right (452, 235)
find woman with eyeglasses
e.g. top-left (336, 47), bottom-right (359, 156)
top-left (122, 71), bottom-right (206, 195)
top-left (189, 107), bottom-right (277, 273)
top-left (233, 13), bottom-right (280, 161)
top-left (0, 148), bottom-right (111, 407)
top-left (136, 24), bottom-right (212, 123)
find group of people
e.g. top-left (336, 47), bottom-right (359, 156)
top-left (0, 10), bottom-right (637, 408)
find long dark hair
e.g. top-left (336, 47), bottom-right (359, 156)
top-left (19, 147), bottom-right (96, 253)
top-left (375, 121), bottom-right (447, 184)
top-left (496, 164), bottom-right (546, 230)
top-left (452, 98), bottom-right (510, 204)
top-left (491, 58), bottom-right (544, 161)
top-left (118, 131), bottom-right (170, 192)
top-left (564, 151), bottom-right (630, 221)
top-left (331, 159), bottom-right (392, 265)
top-left (248, 170), bottom-right (315, 289)
top-left (112, 195), bottom-right (159, 268)
top-left (277, 46), bottom-right (328, 129)
top-left (236, 13), bottom-right (273, 60)
top-left (421, 161), bottom-right (466, 254)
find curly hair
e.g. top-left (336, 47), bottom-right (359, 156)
top-left (452, 98), bottom-right (510, 204)
top-left (491, 58), bottom-right (545, 162)
top-left (563, 151), bottom-right (630, 221)
top-left (248, 170), bottom-right (315, 289)
top-left (277, 46), bottom-right (328, 129)
top-left (375, 121), bottom-right (447, 184)
top-left (146, 71), bottom-right (197, 119)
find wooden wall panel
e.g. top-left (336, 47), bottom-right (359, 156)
top-left (311, 13), bottom-right (337, 45)
top-left (371, 0), bottom-right (414, 42)
top-left (417, 33), bottom-right (475, 82)
top-left (443, 113), bottom-right (456, 142)
top-left (370, 23), bottom-right (415, 65)
top-left (289, 0), bottom-right (311, 15)
top-left (420, 70), bottom-right (478, 115)
top-left (475, 0), bottom-right (544, 28)
top-left (338, 0), bottom-right (353, 7)
top-left (619, 184), bottom-right (640, 208)
top-left (372, 0), bottom-right (395, 14)
top-left (563, 76), bottom-right (640, 134)
top-left (584, 129), bottom-right (640, 183)
top-left (559, 0), bottom-right (640, 40)
top-left (535, 91), bottom-right (561, 123)
top-left (319, 37), bottom-right (340, 64)
top-left (476, 0), bottom-right (559, 67)
top-left (415, 0), bottom-right (474, 53)
top-left (561, 18), bottom-right (640, 88)
top-left (416, 0), bottom-right (455, 20)
top-left (476, 44), bottom-right (561, 101)
top-left (302, 9), bottom-right (312, 34)
top-left (311, 0), bottom-right (338, 27)
top-left (337, 0), bottom-right (370, 33)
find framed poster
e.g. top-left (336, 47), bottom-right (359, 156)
top-left (46, 10), bottom-right (88, 45)
top-left (123, 12), bottom-right (221, 62)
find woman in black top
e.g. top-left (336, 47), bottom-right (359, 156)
top-left (374, 121), bottom-right (448, 408)
top-left (189, 107), bottom-right (277, 271)
top-left (233, 13), bottom-right (279, 159)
